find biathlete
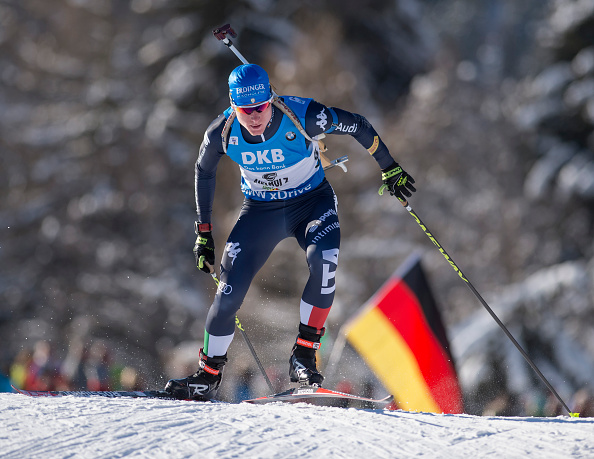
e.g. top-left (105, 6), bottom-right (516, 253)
top-left (165, 63), bottom-right (416, 400)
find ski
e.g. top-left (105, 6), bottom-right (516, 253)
top-left (13, 385), bottom-right (393, 409)
top-left (12, 386), bottom-right (182, 400)
top-left (242, 385), bottom-right (394, 409)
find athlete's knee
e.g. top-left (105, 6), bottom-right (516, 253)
top-left (212, 267), bottom-right (250, 317)
top-left (307, 245), bottom-right (339, 270)
top-left (209, 292), bottom-right (241, 324)
top-left (306, 246), bottom-right (339, 296)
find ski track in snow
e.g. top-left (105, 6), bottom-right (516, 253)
top-left (1, 393), bottom-right (593, 458)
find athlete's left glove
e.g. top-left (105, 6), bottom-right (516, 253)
top-left (193, 222), bottom-right (215, 274)
top-left (379, 162), bottom-right (416, 202)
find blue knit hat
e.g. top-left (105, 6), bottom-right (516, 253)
top-left (228, 64), bottom-right (272, 107)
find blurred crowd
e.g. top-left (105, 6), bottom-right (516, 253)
top-left (1, 339), bottom-right (592, 418)
top-left (480, 389), bottom-right (594, 418)
top-left (1, 340), bottom-right (144, 392)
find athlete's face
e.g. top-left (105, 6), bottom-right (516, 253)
top-left (235, 102), bottom-right (272, 136)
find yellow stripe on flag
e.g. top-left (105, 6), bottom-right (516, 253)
top-left (345, 306), bottom-right (441, 413)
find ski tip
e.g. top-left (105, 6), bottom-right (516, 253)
top-left (11, 384), bottom-right (24, 394)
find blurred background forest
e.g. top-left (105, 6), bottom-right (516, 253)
top-left (2, 0), bottom-right (594, 415)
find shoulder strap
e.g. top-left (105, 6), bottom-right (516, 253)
top-left (272, 97), bottom-right (312, 141)
top-left (272, 97), bottom-right (327, 152)
top-left (273, 97), bottom-right (330, 169)
top-left (221, 110), bottom-right (237, 154)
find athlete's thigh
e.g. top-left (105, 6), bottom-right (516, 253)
top-left (294, 187), bottom-right (340, 251)
top-left (294, 189), bottom-right (340, 310)
top-left (219, 202), bottom-right (287, 292)
top-left (206, 203), bottom-right (288, 336)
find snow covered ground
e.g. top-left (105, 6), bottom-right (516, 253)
top-left (1, 393), bottom-right (593, 458)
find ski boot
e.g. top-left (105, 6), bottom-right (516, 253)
top-left (289, 323), bottom-right (325, 386)
top-left (165, 348), bottom-right (227, 400)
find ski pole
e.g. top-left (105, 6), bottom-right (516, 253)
top-left (210, 272), bottom-right (275, 393)
top-left (234, 316), bottom-right (275, 394)
top-left (395, 197), bottom-right (579, 418)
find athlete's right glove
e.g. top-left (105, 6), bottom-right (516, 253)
top-left (379, 162), bottom-right (416, 202)
top-left (193, 222), bottom-right (215, 274)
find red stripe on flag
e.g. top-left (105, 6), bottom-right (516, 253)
top-left (375, 278), bottom-right (463, 413)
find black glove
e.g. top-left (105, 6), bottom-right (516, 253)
top-left (193, 222), bottom-right (215, 274)
top-left (379, 162), bottom-right (416, 201)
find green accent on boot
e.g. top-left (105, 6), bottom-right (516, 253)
top-left (204, 330), bottom-right (210, 355)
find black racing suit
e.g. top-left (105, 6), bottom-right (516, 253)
top-left (195, 98), bottom-right (395, 356)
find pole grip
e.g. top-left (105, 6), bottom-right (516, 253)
top-left (213, 24), bottom-right (237, 41)
top-left (213, 24), bottom-right (250, 65)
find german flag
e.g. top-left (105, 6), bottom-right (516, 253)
top-left (344, 254), bottom-right (464, 413)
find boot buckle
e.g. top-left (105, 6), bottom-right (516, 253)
top-left (296, 337), bottom-right (321, 350)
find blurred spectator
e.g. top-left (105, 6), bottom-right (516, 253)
top-left (84, 341), bottom-right (112, 391)
top-left (10, 349), bottom-right (32, 389)
top-left (61, 339), bottom-right (88, 390)
top-left (8, 340), bottom-right (143, 393)
top-left (0, 359), bottom-right (14, 392)
top-left (234, 367), bottom-right (255, 402)
top-left (25, 340), bottom-right (52, 389)
top-left (522, 392), bottom-right (547, 417)
top-left (482, 393), bottom-right (523, 417)
top-left (543, 393), bottom-right (564, 417)
top-left (118, 366), bottom-right (144, 391)
top-left (18, 341), bottom-right (67, 391)
top-left (0, 373), bottom-right (13, 392)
